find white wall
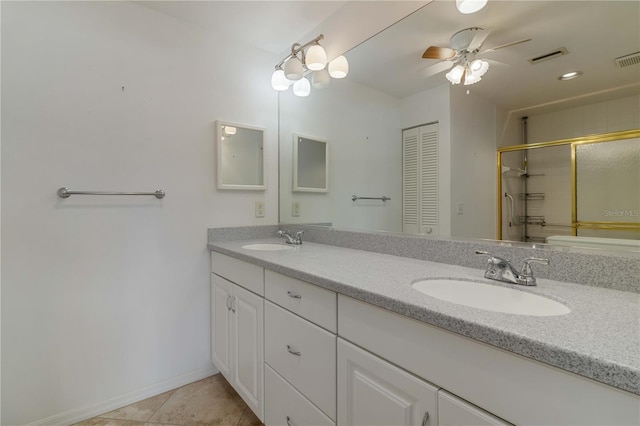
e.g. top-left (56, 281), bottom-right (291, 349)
top-left (279, 79), bottom-right (402, 232)
top-left (449, 87), bottom-right (497, 239)
top-left (528, 95), bottom-right (640, 143)
top-left (1, 2), bottom-right (278, 424)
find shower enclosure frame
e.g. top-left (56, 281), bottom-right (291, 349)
top-left (496, 128), bottom-right (640, 241)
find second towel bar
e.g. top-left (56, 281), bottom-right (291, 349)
top-left (352, 195), bottom-right (390, 202)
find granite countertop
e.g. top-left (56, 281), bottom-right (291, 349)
top-left (208, 238), bottom-right (640, 396)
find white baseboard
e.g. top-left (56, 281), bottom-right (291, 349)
top-left (27, 365), bottom-right (219, 426)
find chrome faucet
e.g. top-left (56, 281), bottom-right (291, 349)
top-left (277, 229), bottom-right (304, 245)
top-left (475, 250), bottom-right (549, 286)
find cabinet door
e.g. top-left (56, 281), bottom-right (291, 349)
top-left (338, 338), bottom-right (437, 426)
top-left (232, 283), bottom-right (264, 421)
top-left (211, 274), bottom-right (233, 379)
top-left (438, 391), bottom-right (511, 426)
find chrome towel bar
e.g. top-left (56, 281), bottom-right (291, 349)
top-left (57, 187), bottom-right (165, 199)
top-left (352, 195), bottom-right (390, 202)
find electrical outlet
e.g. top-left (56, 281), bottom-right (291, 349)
top-left (457, 202), bottom-right (464, 215)
top-left (292, 202), bottom-right (300, 217)
top-left (255, 201), bottom-right (265, 218)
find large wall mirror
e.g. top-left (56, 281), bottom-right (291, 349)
top-left (216, 121), bottom-right (266, 190)
top-left (278, 0), bottom-right (640, 252)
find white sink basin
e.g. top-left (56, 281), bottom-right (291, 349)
top-left (412, 279), bottom-right (570, 316)
top-left (241, 243), bottom-right (294, 251)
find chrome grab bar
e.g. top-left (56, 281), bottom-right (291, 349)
top-left (352, 195), bottom-right (390, 202)
top-left (57, 187), bottom-right (165, 199)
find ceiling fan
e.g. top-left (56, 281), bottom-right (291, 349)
top-left (420, 27), bottom-right (531, 85)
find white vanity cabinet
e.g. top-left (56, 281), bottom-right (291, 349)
top-left (438, 391), bottom-right (510, 426)
top-left (338, 294), bottom-right (639, 425)
top-left (211, 253), bottom-right (264, 421)
top-left (263, 270), bottom-right (338, 426)
top-left (338, 338), bottom-right (438, 426)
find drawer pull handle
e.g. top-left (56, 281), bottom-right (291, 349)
top-left (230, 296), bottom-right (236, 313)
top-left (226, 295), bottom-right (232, 311)
top-left (286, 345), bottom-right (301, 356)
top-left (287, 291), bottom-right (302, 299)
top-left (422, 411), bottom-right (429, 426)
top-left (286, 416), bottom-right (294, 426)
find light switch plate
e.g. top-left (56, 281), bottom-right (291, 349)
top-left (255, 201), bottom-right (265, 218)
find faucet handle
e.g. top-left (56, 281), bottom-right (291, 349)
top-left (521, 257), bottom-right (550, 277)
top-left (475, 250), bottom-right (508, 265)
top-left (277, 229), bottom-right (291, 236)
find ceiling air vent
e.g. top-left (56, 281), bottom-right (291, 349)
top-left (529, 47), bottom-right (568, 64)
top-left (615, 52), bottom-right (640, 68)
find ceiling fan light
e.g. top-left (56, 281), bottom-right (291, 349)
top-left (284, 56), bottom-right (304, 81)
top-left (328, 55), bottom-right (349, 78)
top-left (312, 69), bottom-right (330, 89)
top-left (463, 68), bottom-right (482, 85)
top-left (470, 59), bottom-right (489, 77)
top-left (271, 69), bottom-right (291, 91)
top-left (446, 64), bottom-right (465, 84)
top-left (456, 0), bottom-right (488, 14)
top-left (293, 77), bottom-right (311, 97)
top-left (305, 44), bottom-right (327, 71)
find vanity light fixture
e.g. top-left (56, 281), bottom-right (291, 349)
top-left (293, 77), bottom-right (311, 97)
top-left (456, 0), bottom-right (488, 14)
top-left (559, 71), bottom-right (583, 81)
top-left (271, 34), bottom-right (349, 96)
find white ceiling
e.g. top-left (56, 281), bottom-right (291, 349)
top-left (346, 1), bottom-right (640, 114)
top-left (138, 1), bottom-right (639, 115)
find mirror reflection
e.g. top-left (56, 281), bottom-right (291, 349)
top-left (216, 121), bottom-right (266, 190)
top-left (278, 0), bottom-right (640, 251)
top-left (293, 135), bottom-right (329, 192)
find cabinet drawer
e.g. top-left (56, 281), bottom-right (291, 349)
top-left (265, 301), bottom-right (336, 421)
top-left (265, 269), bottom-right (337, 332)
top-left (211, 252), bottom-right (264, 296)
top-left (265, 364), bottom-right (334, 426)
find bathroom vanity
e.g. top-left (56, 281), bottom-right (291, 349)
top-left (208, 228), bottom-right (640, 426)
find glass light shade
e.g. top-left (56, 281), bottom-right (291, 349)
top-left (271, 69), bottom-right (290, 91)
top-left (445, 64), bottom-right (465, 84)
top-left (456, 0), bottom-right (488, 14)
top-left (463, 72), bottom-right (481, 85)
top-left (284, 56), bottom-right (303, 81)
top-left (328, 55), bottom-right (349, 78)
top-left (469, 59), bottom-right (489, 77)
top-left (305, 44), bottom-right (327, 71)
top-left (293, 77), bottom-right (311, 97)
top-left (311, 69), bottom-right (330, 89)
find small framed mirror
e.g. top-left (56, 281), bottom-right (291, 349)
top-left (293, 134), bottom-right (329, 193)
top-left (216, 121), bottom-right (266, 190)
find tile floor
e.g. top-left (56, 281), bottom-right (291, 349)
top-left (74, 374), bottom-right (262, 426)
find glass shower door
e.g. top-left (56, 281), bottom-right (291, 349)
top-left (574, 137), bottom-right (640, 239)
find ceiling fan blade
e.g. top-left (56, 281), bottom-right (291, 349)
top-left (418, 60), bottom-right (454, 78)
top-left (422, 46), bottom-right (456, 60)
top-left (480, 38), bottom-right (532, 54)
top-left (468, 29), bottom-right (491, 52)
top-left (485, 58), bottom-right (510, 67)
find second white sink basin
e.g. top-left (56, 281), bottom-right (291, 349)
top-left (241, 243), bottom-right (294, 251)
top-left (412, 279), bottom-right (570, 316)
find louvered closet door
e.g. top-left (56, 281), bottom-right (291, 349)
top-left (403, 123), bottom-right (439, 235)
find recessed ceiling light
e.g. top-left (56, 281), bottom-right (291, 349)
top-left (559, 71), bottom-right (583, 81)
